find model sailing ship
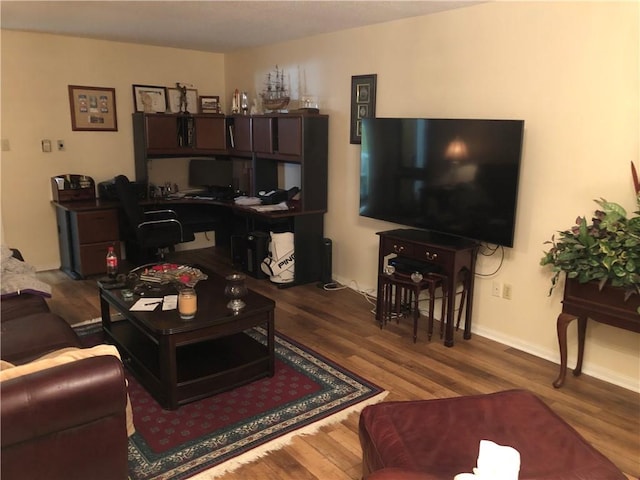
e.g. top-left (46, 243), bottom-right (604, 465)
top-left (261, 65), bottom-right (290, 112)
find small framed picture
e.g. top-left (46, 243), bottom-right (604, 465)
top-left (132, 84), bottom-right (167, 113)
top-left (68, 85), bottom-right (117, 131)
top-left (167, 87), bottom-right (198, 113)
top-left (350, 74), bottom-right (377, 144)
top-left (199, 95), bottom-right (220, 114)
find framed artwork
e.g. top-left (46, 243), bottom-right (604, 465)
top-left (167, 87), bottom-right (198, 113)
top-left (199, 95), bottom-right (221, 114)
top-left (132, 84), bottom-right (167, 113)
top-left (350, 74), bottom-right (377, 144)
top-left (68, 85), bottom-right (117, 131)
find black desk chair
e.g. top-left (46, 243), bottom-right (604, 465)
top-left (114, 175), bottom-right (195, 263)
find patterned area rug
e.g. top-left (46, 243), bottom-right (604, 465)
top-left (75, 323), bottom-right (387, 480)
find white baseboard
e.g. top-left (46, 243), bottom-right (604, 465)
top-left (471, 324), bottom-right (639, 393)
top-left (334, 276), bottom-right (639, 394)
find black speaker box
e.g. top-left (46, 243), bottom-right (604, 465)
top-left (320, 238), bottom-right (333, 285)
top-left (230, 235), bottom-right (246, 270)
top-left (245, 231), bottom-right (270, 279)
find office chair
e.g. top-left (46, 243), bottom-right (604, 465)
top-left (114, 175), bottom-right (195, 263)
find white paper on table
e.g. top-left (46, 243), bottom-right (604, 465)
top-left (130, 298), bottom-right (163, 311)
top-left (163, 295), bottom-right (178, 311)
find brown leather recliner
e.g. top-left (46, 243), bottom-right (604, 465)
top-left (1, 249), bottom-right (129, 480)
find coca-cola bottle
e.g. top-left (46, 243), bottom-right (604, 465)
top-left (106, 246), bottom-right (118, 279)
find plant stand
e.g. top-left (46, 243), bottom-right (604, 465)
top-left (553, 279), bottom-right (640, 388)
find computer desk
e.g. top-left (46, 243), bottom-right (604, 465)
top-left (52, 197), bottom-right (326, 285)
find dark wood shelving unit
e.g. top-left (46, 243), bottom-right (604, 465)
top-left (131, 111), bottom-right (329, 286)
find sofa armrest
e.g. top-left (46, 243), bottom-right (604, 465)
top-left (1, 355), bottom-right (129, 480)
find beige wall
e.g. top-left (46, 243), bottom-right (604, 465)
top-left (225, 1), bottom-right (639, 391)
top-left (0, 31), bottom-right (226, 266)
top-left (2, 1), bottom-right (638, 390)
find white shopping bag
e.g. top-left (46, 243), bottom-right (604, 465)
top-left (261, 231), bottom-right (295, 284)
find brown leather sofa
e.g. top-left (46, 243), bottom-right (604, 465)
top-left (1, 250), bottom-right (129, 480)
top-left (359, 389), bottom-right (627, 480)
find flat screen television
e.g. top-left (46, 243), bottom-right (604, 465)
top-left (360, 118), bottom-right (525, 247)
top-left (188, 158), bottom-right (233, 192)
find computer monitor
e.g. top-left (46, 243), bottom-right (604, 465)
top-left (188, 158), bottom-right (233, 192)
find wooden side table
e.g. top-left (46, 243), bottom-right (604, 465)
top-left (376, 229), bottom-right (479, 347)
top-left (378, 272), bottom-right (446, 342)
top-left (553, 279), bottom-right (640, 388)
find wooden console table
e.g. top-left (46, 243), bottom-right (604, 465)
top-left (553, 279), bottom-right (640, 388)
top-left (376, 229), bottom-right (479, 347)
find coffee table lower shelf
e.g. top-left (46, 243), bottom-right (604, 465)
top-left (104, 320), bottom-right (273, 410)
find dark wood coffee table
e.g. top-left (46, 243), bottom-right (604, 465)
top-left (99, 271), bottom-right (275, 410)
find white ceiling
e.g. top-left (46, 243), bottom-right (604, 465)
top-left (1, 1), bottom-right (481, 53)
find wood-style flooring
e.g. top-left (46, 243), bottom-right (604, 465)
top-left (37, 247), bottom-right (640, 479)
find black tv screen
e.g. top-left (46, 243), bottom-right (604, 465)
top-left (360, 118), bottom-right (524, 247)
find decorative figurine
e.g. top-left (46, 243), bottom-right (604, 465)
top-left (225, 273), bottom-right (248, 312)
top-left (176, 82), bottom-right (188, 113)
top-left (261, 65), bottom-right (290, 112)
top-left (231, 88), bottom-right (240, 114)
top-left (250, 98), bottom-right (259, 115)
top-left (241, 91), bottom-right (249, 115)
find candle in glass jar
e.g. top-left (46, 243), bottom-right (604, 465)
top-left (178, 288), bottom-right (197, 319)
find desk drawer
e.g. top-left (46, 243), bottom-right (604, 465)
top-left (381, 237), bottom-right (414, 257)
top-left (414, 244), bottom-right (453, 267)
top-left (74, 210), bottom-right (119, 244)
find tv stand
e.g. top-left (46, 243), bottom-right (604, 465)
top-left (376, 229), bottom-right (479, 347)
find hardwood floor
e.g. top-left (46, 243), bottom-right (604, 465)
top-left (37, 247), bottom-right (640, 479)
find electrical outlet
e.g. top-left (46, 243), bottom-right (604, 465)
top-left (492, 281), bottom-right (501, 297)
top-left (503, 283), bottom-right (512, 300)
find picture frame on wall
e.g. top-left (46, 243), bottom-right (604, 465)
top-left (199, 95), bottom-right (221, 114)
top-left (167, 87), bottom-right (199, 113)
top-left (132, 84), bottom-right (167, 113)
top-left (350, 74), bottom-right (377, 144)
top-left (68, 85), bottom-right (118, 131)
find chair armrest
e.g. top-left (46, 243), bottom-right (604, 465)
top-left (144, 209), bottom-right (178, 219)
top-left (1, 355), bottom-right (128, 446)
top-left (137, 218), bottom-right (186, 239)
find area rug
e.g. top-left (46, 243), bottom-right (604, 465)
top-left (75, 323), bottom-right (388, 480)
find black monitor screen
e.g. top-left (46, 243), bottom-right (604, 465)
top-left (188, 158), bottom-right (233, 191)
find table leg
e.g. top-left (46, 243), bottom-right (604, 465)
top-left (574, 316), bottom-right (587, 377)
top-left (427, 282), bottom-right (436, 341)
top-left (376, 277), bottom-right (384, 327)
top-left (463, 269), bottom-right (474, 340)
top-left (99, 291), bottom-right (111, 328)
top-left (159, 335), bottom-right (178, 410)
top-left (444, 278), bottom-right (456, 347)
top-left (553, 312), bottom-right (578, 388)
top-left (412, 285), bottom-right (419, 343)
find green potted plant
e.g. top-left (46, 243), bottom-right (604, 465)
top-left (540, 163), bottom-right (640, 311)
